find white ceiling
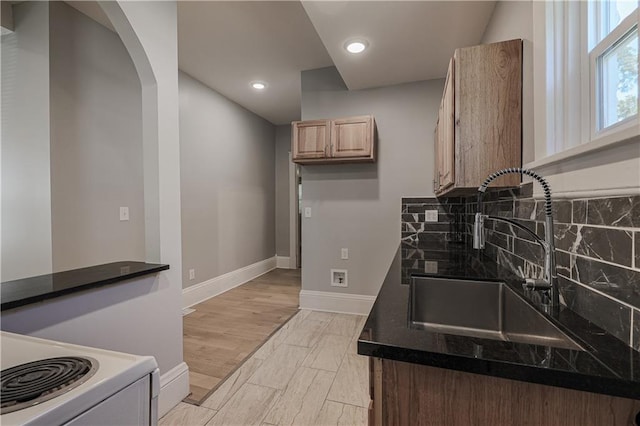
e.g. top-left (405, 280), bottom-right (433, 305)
top-left (177, 1), bottom-right (333, 125)
top-left (301, 1), bottom-right (497, 90)
top-left (65, 1), bottom-right (497, 126)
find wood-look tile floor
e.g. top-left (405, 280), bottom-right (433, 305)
top-left (163, 308), bottom-right (369, 426)
top-left (183, 268), bottom-right (302, 404)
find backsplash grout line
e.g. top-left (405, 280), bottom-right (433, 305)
top-left (561, 275), bottom-right (639, 311)
top-left (631, 313), bottom-right (634, 350)
top-left (633, 232), bottom-right (636, 270)
top-left (554, 249), bottom-right (640, 273)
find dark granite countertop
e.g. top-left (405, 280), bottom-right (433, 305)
top-left (1, 261), bottom-right (169, 311)
top-left (357, 243), bottom-right (640, 400)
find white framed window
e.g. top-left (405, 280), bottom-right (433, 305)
top-left (533, 0), bottom-right (638, 160)
top-left (588, 0), bottom-right (638, 138)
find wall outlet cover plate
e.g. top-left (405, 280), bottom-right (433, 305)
top-left (330, 269), bottom-right (348, 287)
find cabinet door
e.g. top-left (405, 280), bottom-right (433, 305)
top-left (330, 115), bottom-right (374, 160)
top-left (454, 39), bottom-right (522, 189)
top-left (438, 58), bottom-right (455, 192)
top-left (292, 120), bottom-right (330, 160)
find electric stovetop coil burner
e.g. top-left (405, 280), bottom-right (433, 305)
top-left (1, 356), bottom-right (99, 414)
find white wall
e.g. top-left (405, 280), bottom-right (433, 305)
top-left (49, 2), bottom-right (145, 272)
top-left (300, 67), bottom-right (444, 297)
top-left (1, 2), bottom-right (52, 282)
top-left (179, 72), bottom-right (276, 288)
top-left (275, 125), bottom-right (291, 257)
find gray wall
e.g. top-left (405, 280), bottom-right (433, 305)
top-left (49, 2), bottom-right (145, 272)
top-left (300, 67), bottom-right (444, 296)
top-left (481, 0), bottom-right (532, 44)
top-left (1, 2), bottom-right (52, 282)
top-left (3, 1), bottom-right (185, 398)
top-left (179, 72), bottom-right (276, 288)
top-left (481, 0), bottom-right (534, 165)
top-left (275, 125), bottom-right (291, 257)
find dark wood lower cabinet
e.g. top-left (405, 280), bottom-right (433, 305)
top-left (368, 358), bottom-right (640, 426)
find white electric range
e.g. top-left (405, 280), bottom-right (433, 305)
top-left (0, 332), bottom-right (159, 425)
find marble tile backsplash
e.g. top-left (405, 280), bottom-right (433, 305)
top-left (463, 184), bottom-right (640, 349)
top-left (402, 187), bottom-right (640, 350)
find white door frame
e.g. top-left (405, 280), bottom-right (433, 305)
top-left (288, 152), bottom-right (299, 269)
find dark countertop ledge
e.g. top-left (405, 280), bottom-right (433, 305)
top-left (1, 261), bottom-right (169, 311)
top-left (358, 243), bottom-right (640, 400)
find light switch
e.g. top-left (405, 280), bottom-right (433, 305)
top-left (120, 207), bottom-right (129, 221)
top-left (304, 207), bottom-right (312, 218)
top-left (341, 248), bottom-right (349, 260)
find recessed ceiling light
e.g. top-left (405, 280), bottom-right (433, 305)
top-left (251, 81), bottom-right (267, 90)
top-left (345, 40), bottom-right (368, 54)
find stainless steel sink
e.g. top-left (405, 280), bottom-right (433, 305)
top-left (409, 276), bottom-right (583, 350)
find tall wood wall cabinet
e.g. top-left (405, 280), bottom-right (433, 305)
top-left (434, 39), bottom-right (523, 196)
top-left (292, 115), bottom-right (375, 164)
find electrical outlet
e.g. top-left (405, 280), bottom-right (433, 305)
top-left (425, 261), bottom-right (438, 274)
top-left (189, 269), bottom-right (195, 280)
top-left (304, 207), bottom-right (312, 218)
top-left (119, 206), bottom-right (129, 221)
top-left (341, 248), bottom-right (349, 260)
top-left (331, 269), bottom-right (348, 287)
top-left (424, 210), bottom-right (438, 222)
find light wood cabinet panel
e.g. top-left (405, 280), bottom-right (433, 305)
top-left (292, 115), bottom-right (375, 164)
top-left (434, 39), bottom-right (522, 196)
top-left (331, 116), bottom-right (374, 159)
top-left (370, 358), bottom-right (640, 426)
top-left (435, 58), bottom-right (455, 193)
top-left (292, 120), bottom-right (330, 160)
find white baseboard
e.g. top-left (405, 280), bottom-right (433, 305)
top-left (276, 256), bottom-right (293, 269)
top-left (183, 257), bottom-right (277, 308)
top-left (299, 290), bottom-right (376, 315)
top-left (158, 362), bottom-right (189, 418)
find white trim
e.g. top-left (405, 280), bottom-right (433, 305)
top-left (182, 257), bottom-right (277, 308)
top-left (534, 186), bottom-right (640, 199)
top-left (276, 256), bottom-right (293, 269)
top-left (289, 151), bottom-right (300, 269)
top-left (299, 290), bottom-right (376, 315)
top-left (526, 133), bottom-right (640, 170)
top-left (158, 362), bottom-right (189, 418)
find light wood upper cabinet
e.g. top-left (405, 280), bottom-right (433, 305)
top-left (292, 119), bottom-right (330, 160)
top-left (434, 39), bottom-right (522, 196)
top-left (331, 116), bottom-right (374, 159)
top-left (292, 115), bottom-right (375, 164)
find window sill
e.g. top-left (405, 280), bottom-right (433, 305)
top-left (525, 126), bottom-right (640, 170)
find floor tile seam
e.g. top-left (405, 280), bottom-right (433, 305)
top-left (264, 367), bottom-right (326, 424)
top-left (208, 383), bottom-right (283, 425)
top-left (325, 395), bottom-right (369, 409)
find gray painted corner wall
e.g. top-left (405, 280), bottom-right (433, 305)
top-left (481, 0), bottom-right (532, 44)
top-left (275, 125), bottom-right (292, 257)
top-left (179, 72), bottom-right (276, 288)
top-left (1, 1), bottom-right (52, 282)
top-left (300, 67), bottom-right (444, 296)
top-left (49, 2), bottom-right (145, 272)
top-left (3, 0), bottom-right (184, 381)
